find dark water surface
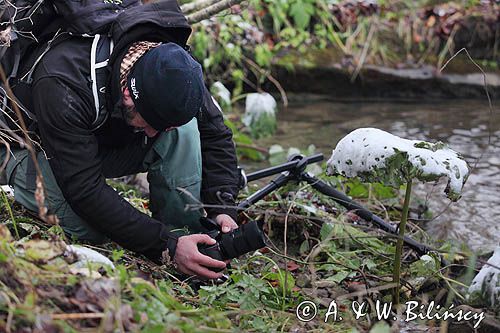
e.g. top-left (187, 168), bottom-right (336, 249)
top-left (257, 96), bottom-right (500, 252)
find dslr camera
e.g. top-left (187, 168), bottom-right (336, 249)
top-left (197, 217), bottom-right (266, 269)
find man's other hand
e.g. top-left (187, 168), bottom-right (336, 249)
top-left (215, 214), bottom-right (238, 233)
top-left (173, 234), bottom-right (226, 279)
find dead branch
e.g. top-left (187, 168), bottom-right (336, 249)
top-left (50, 312), bottom-right (105, 320)
top-left (440, 47), bottom-right (494, 174)
top-left (0, 136), bottom-right (9, 174)
top-left (235, 142), bottom-right (269, 156)
top-left (242, 55), bottom-right (289, 108)
top-left (187, 0), bottom-right (246, 24)
top-left (181, 0), bottom-right (222, 15)
top-left (0, 65), bottom-right (58, 225)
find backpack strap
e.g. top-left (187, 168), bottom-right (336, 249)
top-left (90, 34), bottom-right (113, 130)
top-left (7, 31), bottom-right (21, 80)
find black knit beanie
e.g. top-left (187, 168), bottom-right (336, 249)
top-left (127, 43), bottom-right (204, 130)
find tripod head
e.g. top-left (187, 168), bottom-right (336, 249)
top-left (238, 153), bottom-right (324, 189)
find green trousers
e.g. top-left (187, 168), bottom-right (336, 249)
top-left (0, 118), bottom-right (203, 243)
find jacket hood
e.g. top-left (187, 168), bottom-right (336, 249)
top-left (106, 0), bottom-right (192, 113)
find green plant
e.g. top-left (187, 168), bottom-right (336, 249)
top-left (326, 128), bottom-right (469, 304)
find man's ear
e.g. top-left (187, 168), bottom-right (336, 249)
top-left (122, 87), bottom-right (134, 107)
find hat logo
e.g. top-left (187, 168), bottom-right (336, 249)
top-left (130, 78), bottom-right (139, 99)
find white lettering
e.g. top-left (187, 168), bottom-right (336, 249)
top-left (130, 78), bottom-right (139, 99)
top-left (324, 300), bottom-right (338, 322)
top-left (351, 301), bottom-right (367, 319)
top-left (404, 301), bottom-right (419, 321)
top-left (375, 300), bottom-right (393, 320)
top-left (473, 312), bottom-right (485, 329)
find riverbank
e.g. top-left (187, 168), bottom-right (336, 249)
top-left (193, 0), bottom-right (500, 101)
top-left (270, 60), bottom-right (500, 99)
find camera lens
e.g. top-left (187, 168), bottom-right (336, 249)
top-left (218, 220), bottom-right (266, 260)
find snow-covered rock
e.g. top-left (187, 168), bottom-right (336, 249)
top-left (468, 246), bottom-right (500, 308)
top-left (210, 81), bottom-right (231, 112)
top-left (66, 245), bottom-right (115, 269)
top-left (243, 93), bottom-right (277, 138)
top-left (1, 185), bottom-right (13, 196)
top-left (326, 128), bottom-right (469, 201)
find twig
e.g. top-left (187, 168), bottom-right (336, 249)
top-left (351, 19), bottom-right (378, 82)
top-left (282, 190), bottom-right (296, 309)
top-left (0, 90), bottom-right (31, 146)
top-left (0, 136), bottom-right (9, 173)
top-left (50, 312), bottom-right (105, 320)
top-left (424, 47), bottom-right (496, 229)
top-left (235, 142), bottom-right (269, 156)
top-left (439, 47), bottom-right (494, 170)
top-left (187, 0), bottom-right (246, 24)
top-left (0, 290), bottom-right (15, 333)
top-left (181, 0), bottom-right (222, 15)
top-left (242, 55), bottom-right (288, 108)
top-left (437, 26), bottom-right (459, 72)
top-left (336, 282), bottom-right (398, 301)
top-left (0, 65), bottom-right (58, 225)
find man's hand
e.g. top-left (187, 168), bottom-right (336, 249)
top-left (214, 214), bottom-right (238, 265)
top-left (215, 214), bottom-right (238, 233)
top-left (173, 234), bottom-right (226, 279)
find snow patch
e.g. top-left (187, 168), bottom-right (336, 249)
top-left (66, 245), bottom-right (115, 269)
top-left (326, 128), bottom-right (469, 200)
top-left (1, 185), bottom-right (13, 196)
top-left (211, 81), bottom-right (231, 111)
top-left (468, 246), bottom-right (500, 308)
top-left (243, 93), bottom-right (277, 138)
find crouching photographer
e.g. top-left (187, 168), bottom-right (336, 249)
top-left (0, 1), bottom-right (248, 281)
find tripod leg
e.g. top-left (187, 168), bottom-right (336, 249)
top-left (238, 173), bottom-right (296, 210)
top-left (301, 173), bottom-right (434, 257)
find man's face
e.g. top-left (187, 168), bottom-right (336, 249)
top-left (122, 88), bottom-right (159, 138)
top-left (127, 110), bottom-right (159, 138)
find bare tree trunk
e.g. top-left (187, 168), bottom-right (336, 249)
top-left (187, 0), bottom-right (246, 24)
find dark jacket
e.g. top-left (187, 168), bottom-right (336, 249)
top-left (14, 2), bottom-right (239, 261)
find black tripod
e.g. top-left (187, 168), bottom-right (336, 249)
top-left (237, 153), bottom-right (435, 259)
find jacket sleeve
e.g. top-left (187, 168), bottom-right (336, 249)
top-left (32, 77), bottom-right (176, 262)
top-left (197, 86), bottom-right (239, 221)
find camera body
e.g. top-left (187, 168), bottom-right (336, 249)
top-left (197, 217), bottom-right (266, 270)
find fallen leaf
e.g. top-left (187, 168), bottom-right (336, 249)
top-left (286, 261), bottom-right (300, 272)
top-left (0, 224), bottom-right (12, 242)
top-left (21, 239), bottom-right (66, 263)
top-left (346, 281), bottom-right (366, 292)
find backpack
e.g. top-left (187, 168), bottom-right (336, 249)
top-left (0, 0), bottom-right (191, 133)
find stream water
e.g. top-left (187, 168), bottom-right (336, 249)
top-left (257, 95), bottom-right (500, 252)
